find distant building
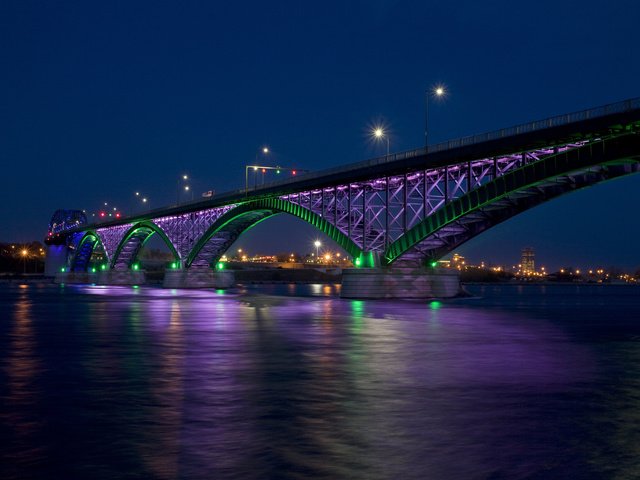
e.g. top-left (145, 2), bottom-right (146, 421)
top-left (521, 247), bottom-right (535, 274)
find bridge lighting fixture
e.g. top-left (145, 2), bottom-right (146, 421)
top-left (314, 240), bottom-right (321, 259)
top-left (354, 257), bottom-right (361, 267)
top-left (91, 267), bottom-right (96, 273)
top-left (183, 175), bottom-right (188, 180)
top-left (142, 198), bottom-right (147, 203)
top-left (60, 267), bottom-right (66, 273)
top-left (430, 261), bottom-right (438, 268)
top-left (262, 147), bottom-right (269, 154)
top-left (425, 83), bottom-right (447, 148)
top-left (372, 127), bottom-right (390, 158)
top-left (132, 264), bottom-right (139, 271)
top-left (101, 264), bottom-right (107, 270)
top-left (216, 261), bottom-right (225, 270)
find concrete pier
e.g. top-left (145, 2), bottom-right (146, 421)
top-left (340, 267), bottom-right (461, 299)
top-left (45, 245), bottom-right (68, 277)
top-left (96, 270), bottom-right (147, 286)
top-left (163, 268), bottom-right (235, 289)
top-left (54, 271), bottom-right (98, 284)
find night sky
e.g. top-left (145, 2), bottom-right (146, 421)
top-left (2, 1), bottom-right (639, 270)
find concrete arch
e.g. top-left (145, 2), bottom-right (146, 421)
top-left (110, 221), bottom-right (180, 269)
top-left (70, 231), bottom-right (105, 271)
top-left (186, 198), bottom-right (362, 268)
top-left (384, 134), bottom-right (640, 265)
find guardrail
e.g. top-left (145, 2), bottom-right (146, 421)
top-left (239, 96), bottom-right (640, 194)
top-left (85, 96), bottom-right (640, 229)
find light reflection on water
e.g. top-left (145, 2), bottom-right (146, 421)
top-left (0, 282), bottom-right (639, 479)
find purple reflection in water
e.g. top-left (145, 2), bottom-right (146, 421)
top-left (0, 283), bottom-right (639, 479)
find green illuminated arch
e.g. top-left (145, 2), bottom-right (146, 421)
top-left (70, 230), bottom-right (105, 271)
top-left (186, 198), bottom-right (362, 267)
top-left (110, 221), bottom-right (180, 269)
top-left (384, 135), bottom-right (640, 264)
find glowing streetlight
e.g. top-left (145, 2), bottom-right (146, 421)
top-left (425, 84), bottom-right (447, 150)
top-left (372, 127), bottom-right (390, 159)
top-left (314, 240), bottom-right (321, 259)
top-left (21, 249), bottom-right (28, 274)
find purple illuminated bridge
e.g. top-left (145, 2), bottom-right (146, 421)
top-left (46, 98), bottom-right (640, 297)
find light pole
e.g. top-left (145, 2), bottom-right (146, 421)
top-left (21, 249), bottom-right (28, 274)
top-left (314, 240), bottom-right (321, 261)
top-left (372, 127), bottom-right (389, 160)
top-left (425, 85), bottom-right (446, 151)
top-left (246, 147), bottom-right (269, 193)
top-left (177, 174), bottom-right (189, 205)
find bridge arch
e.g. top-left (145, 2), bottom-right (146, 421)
top-left (186, 198), bottom-right (362, 268)
top-left (70, 230), bottom-right (105, 271)
top-left (110, 221), bottom-right (180, 269)
top-left (384, 134), bottom-right (640, 264)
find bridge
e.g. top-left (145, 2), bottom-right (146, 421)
top-left (47, 97), bottom-right (640, 297)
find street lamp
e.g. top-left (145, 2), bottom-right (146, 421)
top-left (372, 127), bottom-right (390, 160)
top-left (246, 147), bottom-right (270, 193)
top-left (314, 240), bottom-right (321, 260)
top-left (21, 249), bottom-right (28, 274)
top-left (425, 84), bottom-right (446, 150)
top-left (177, 174), bottom-right (189, 205)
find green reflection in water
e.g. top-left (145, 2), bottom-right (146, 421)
top-left (429, 300), bottom-right (442, 310)
top-left (350, 300), bottom-right (364, 332)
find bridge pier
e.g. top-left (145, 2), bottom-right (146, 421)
top-left (96, 269), bottom-right (147, 286)
top-left (340, 267), bottom-right (461, 299)
top-left (45, 245), bottom-right (68, 277)
top-left (163, 268), bottom-right (235, 289)
top-left (54, 271), bottom-right (98, 284)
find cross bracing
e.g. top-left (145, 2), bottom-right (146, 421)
top-left (60, 98), bottom-right (640, 271)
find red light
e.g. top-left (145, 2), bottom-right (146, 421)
top-left (100, 212), bottom-right (106, 217)
top-left (115, 213), bottom-right (121, 218)
top-left (262, 168), bottom-right (266, 173)
top-left (292, 170), bottom-right (296, 175)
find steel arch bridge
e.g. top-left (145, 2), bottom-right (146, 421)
top-left (49, 98), bottom-right (640, 273)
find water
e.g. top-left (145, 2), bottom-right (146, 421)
top-left (1, 282), bottom-right (640, 479)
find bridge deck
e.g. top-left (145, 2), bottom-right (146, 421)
top-left (71, 97), bottom-right (640, 234)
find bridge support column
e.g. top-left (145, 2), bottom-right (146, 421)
top-left (54, 271), bottom-right (98, 284)
top-left (163, 267), bottom-right (235, 289)
top-left (45, 245), bottom-right (68, 277)
top-left (96, 269), bottom-right (146, 286)
top-left (340, 267), bottom-right (461, 299)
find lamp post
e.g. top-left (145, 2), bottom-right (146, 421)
top-left (314, 240), bottom-right (321, 261)
top-left (177, 174), bottom-right (189, 205)
top-left (21, 249), bottom-right (28, 274)
top-left (372, 127), bottom-right (389, 160)
top-left (425, 85), bottom-right (446, 151)
top-left (246, 147), bottom-right (270, 193)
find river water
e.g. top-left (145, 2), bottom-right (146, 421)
top-left (1, 282), bottom-right (639, 479)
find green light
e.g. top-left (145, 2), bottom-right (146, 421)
top-left (216, 261), bottom-right (225, 270)
top-left (60, 267), bottom-right (66, 273)
top-left (91, 267), bottom-right (96, 273)
top-left (170, 262), bottom-right (177, 269)
top-left (101, 264), bottom-right (107, 271)
top-left (430, 261), bottom-right (438, 268)
top-left (354, 257), bottom-right (361, 267)
top-left (132, 264), bottom-right (139, 271)
top-left (276, 169), bottom-right (281, 174)
top-left (429, 300), bottom-right (442, 310)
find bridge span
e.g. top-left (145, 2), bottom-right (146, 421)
top-left (47, 98), bottom-right (640, 297)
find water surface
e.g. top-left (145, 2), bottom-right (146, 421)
top-left (1, 283), bottom-right (639, 479)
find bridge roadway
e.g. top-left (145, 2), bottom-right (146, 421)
top-left (48, 97), bottom-right (640, 297)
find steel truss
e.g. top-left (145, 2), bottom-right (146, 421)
top-left (70, 135), bottom-right (640, 270)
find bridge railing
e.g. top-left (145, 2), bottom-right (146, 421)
top-left (85, 96), bottom-right (640, 227)
top-left (244, 97), bottom-right (640, 193)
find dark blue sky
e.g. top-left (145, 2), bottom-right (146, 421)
top-left (2, 0), bottom-right (639, 270)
